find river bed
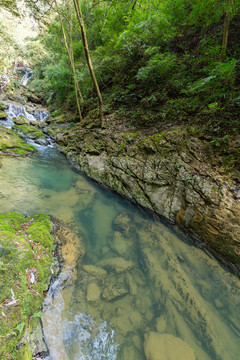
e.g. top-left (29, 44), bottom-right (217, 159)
top-left (0, 144), bottom-right (240, 360)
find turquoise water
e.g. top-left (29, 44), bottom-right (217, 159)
top-left (0, 147), bottom-right (240, 360)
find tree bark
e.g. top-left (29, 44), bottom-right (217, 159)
top-left (220, 0), bottom-right (234, 62)
top-left (73, 0), bottom-right (104, 126)
top-left (132, 0), bottom-right (138, 11)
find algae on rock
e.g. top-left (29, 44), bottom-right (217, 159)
top-left (0, 125), bottom-right (36, 155)
top-left (13, 124), bottom-right (45, 140)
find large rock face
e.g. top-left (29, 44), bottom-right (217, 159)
top-left (55, 126), bottom-right (240, 267)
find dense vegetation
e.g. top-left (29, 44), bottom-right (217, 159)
top-left (28, 1), bottom-right (239, 125)
top-left (1, 0), bottom-right (240, 167)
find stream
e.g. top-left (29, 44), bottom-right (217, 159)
top-left (0, 103), bottom-right (240, 360)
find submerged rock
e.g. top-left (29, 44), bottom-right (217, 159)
top-left (120, 343), bottom-right (145, 360)
top-left (98, 257), bottom-right (134, 273)
top-left (144, 332), bottom-right (196, 360)
top-left (56, 124), bottom-right (240, 267)
top-left (109, 231), bottom-right (133, 257)
top-left (87, 282), bottom-right (101, 302)
top-left (102, 274), bottom-right (129, 301)
top-left (83, 264), bottom-right (107, 277)
top-left (126, 273), bottom-right (138, 296)
top-left (155, 315), bottom-right (167, 333)
top-left (54, 222), bottom-right (85, 281)
top-left (113, 213), bottom-right (133, 236)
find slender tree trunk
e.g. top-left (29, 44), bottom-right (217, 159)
top-left (73, 0), bottom-right (104, 126)
top-left (54, 0), bottom-right (83, 122)
top-left (132, 0), bottom-right (138, 11)
top-left (220, 0), bottom-right (234, 62)
top-left (68, 6), bottom-right (84, 103)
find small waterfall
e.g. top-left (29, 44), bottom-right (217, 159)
top-left (33, 109), bottom-right (49, 121)
top-left (20, 70), bottom-right (33, 86)
top-left (1, 103), bottom-right (49, 129)
top-left (1, 102), bottom-right (54, 148)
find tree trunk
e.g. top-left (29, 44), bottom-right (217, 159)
top-left (54, 0), bottom-right (83, 122)
top-left (73, 0), bottom-right (104, 126)
top-left (220, 0), bottom-right (234, 62)
top-left (132, 0), bottom-right (138, 11)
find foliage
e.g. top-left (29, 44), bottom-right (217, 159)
top-left (14, 0), bottom-right (240, 162)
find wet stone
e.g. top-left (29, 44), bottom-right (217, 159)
top-left (126, 273), bottom-right (138, 296)
top-left (82, 264), bottom-right (107, 277)
top-left (111, 315), bottom-right (134, 336)
top-left (12, 115), bottom-right (30, 125)
top-left (0, 111), bottom-right (8, 120)
top-left (144, 332), bottom-right (196, 360)
top-left (98, 257), bottom-right (134, 273)
top-left (110, 231), bottom-right (132, 257)
top-left (155, 315), bottom-right (167, 333)
top-left (87, 282), bottom-right (101, 302)
top-left (132, 334), bottom-right (144, 353)
top-left (113, 213), bottom-right (133, 236)
top-left (102, 274), bottom-right (129, 301)
top-left (120, 343), bottom-right (145, 360)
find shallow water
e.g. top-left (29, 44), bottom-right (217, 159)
top-left (0, 147), bottom-right (240, 360)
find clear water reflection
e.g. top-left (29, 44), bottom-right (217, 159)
top-left (0, 148), bottom-right (240, 360)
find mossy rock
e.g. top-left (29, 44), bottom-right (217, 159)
top-left (30, 120), bottom-right (46, 130)
top-left (12, 124), bottom-right (45, 139)
top-left (122, 131), bottom-right (140, 143)
top-left (48, 114), bottom-right (68, 124)
top-left (81, 134), bottom-right (105, 154)
top-left (5, 93), bottom-right (27, 105)
top-left (0, 212), bottom-right (55, 360)
top-left (46, 127), bottom-right (56, 137)
top-left (0, 101), bottom-right (8, 111)
top-left (13, 116), bottom-right (30, 125)
top-left (137, 137), bottom-right (158, 154)
top-left (0, 111), bottom-right (8, 120)
top-left (0, 125), bottom-right (36, 155)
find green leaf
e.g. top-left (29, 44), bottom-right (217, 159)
top-left (16, 322), bottom-right (25, 334)
top-left (32, 311), bottom-right (44, 318)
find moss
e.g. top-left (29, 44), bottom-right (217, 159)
top-left (12, 116), bottom-right (30, 125)
top-left (46, 127), bottom-right (56, 137)
top-left (12, 124), bottom-right (45, 139)
top-left (0, 111), bottom-right (8, 119)
top-left (106, 140), bottom-right (126, 155)
top-left (49, 113), bottom-right (68, 124)
top-left (0, 212), bottom-right (55, 360)
top-left (122, 131), bottom-right (140, 143)
top-left (0, 102), bottom-right (8, 111)
top-left (137, 138), bottom-right (158, 154)
top-left (81, 134), bottom-right (105, 155)
top-left (0, 126), bottom-right (36, 155)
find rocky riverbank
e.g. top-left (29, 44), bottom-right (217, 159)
top-left (46, 111), bottom-right (240, 269)
top-left (1, 95), bottom-right (239, 267)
